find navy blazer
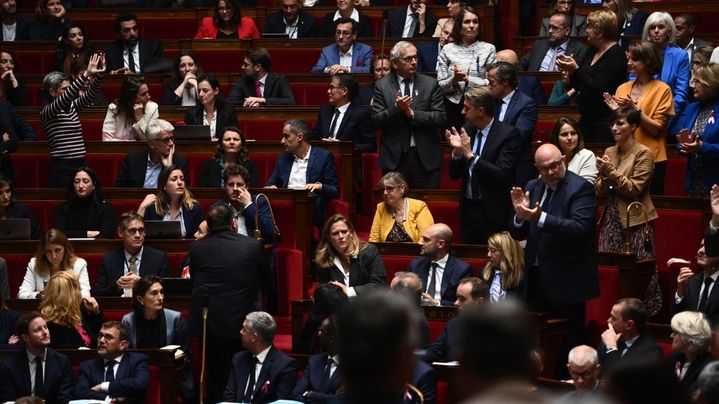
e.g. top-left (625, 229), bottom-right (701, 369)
top-left (143, 202), bottom-right (204, 239)
top-left (409, 255), bottom-right (473, 306)
top-left (0, 348), bottom-right (73, 404)
top-left (0, 100), bottom-right (38, 182)
top-left (422, 316), bottom-right (459, 363)
top-left (518, 75), bottom-right (547, 106)
top-left (408, 361), bottom-right (437, 404)
top-left (114, 150), bottom-right (188, 188)
top-left (266, 146), bottom-right (339, 203)
top-left (311, 42), bottom-right (373, 74)
top-left (673, 269), bottom-right (719, 327)
top-left (227, 72), bottom-right (296, 107)
top-left (356, 84), bottom-right (375, 106)
top-left (103, 39), bottom-right (165, 73)
top-left (223, 346), bottom-right (298, 403)
top-left (75, 352), bottom-right (151, 403)
top-left (317, 243), bottom-right (387, 296)
top-left (417, 41), bottom-right (440, 73)
top-left (312, 102), bottom-right (376, 152)
top-left (95, 246), bottom-right (170, 296)
top-left (319, 11), bottom-right (372, 38)
top-left (673, 99), bottom-right (719, 192)
top-left (291, 352), bottom-right (342, 402)
top-left (496, 90), bottom-right (538, 187)
top-left (509, 171), bottom-right (599, 306)
top-left (263, 10), bottom-right (317, 38)
top-left (387, 7), bottom-right (437, 38)
top-left (211, 197), bottom-right (276, 243)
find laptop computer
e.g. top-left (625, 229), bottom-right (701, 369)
top-left (144, 220), bottom-right (183, 239)
top-left (261, 33), bottom-right (289, 39)
top-left (173, 125), bottom-right (212, 141)
top-left (0, 218), bottom-right (31, 240)
top-left (162, 277), bottom-right (193, 296)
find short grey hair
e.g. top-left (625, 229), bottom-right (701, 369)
top-left (245, 311), bottom-right (277, 344)
top-left (284, 119), bottom-right (311, 138)
top-left (697, 361), bottom-right (719, 403)
top-left (146, 119), bottom-right (174, 141)
top-left (670, 311), bottom-right (712, 356)
top-left (642, 11), bottom-right (677, 44)
top-left (567, 345), bottom-right (598, 366)
top-left (390, 41), bottom-right (415, 61)
top-left (43, 71), bottom-right (70, 91)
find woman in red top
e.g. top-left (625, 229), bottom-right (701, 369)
top-left (195, 0), bottom-right (259, 40)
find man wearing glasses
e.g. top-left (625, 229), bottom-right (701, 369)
top-left (519, 11), bottom-right (586, 72)
top-left (114, 119), bottom-right (187, 188)
top-left (94, 211), bottom-right (170, 297)
top-left (263, 0), bottom-right (317, 39)
top-left (311, 18), bottom-right (372, 74)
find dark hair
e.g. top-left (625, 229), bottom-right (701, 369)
top-left (627, 41), bottom-right (663, 76)
top-left (154, 165), bottom-right (197, 214)
top-left (488, 61), bottom-right (517, 89)
top-left (57, 23), bottom-right (90, 69)
top-left (546, 0), bottom-right (574, 17)
top-left (452, 5), bottom-right (480, 44)
top-left (676, 13), bottom-right (695, 27)
top-left (114, 13), bottom-right (138, 34)
top-left (616, 297), bottom-right (647, 332)
top-left (0, 175), bottom-right (15, 206)
top-left (331, 73), bottom-right (358, 101)
top-left (67, 165), bottom-right (105, 205)
top-left (171, 50), bottom-right (203, 85)
top-left (61, 22), bottom-right (89, 50)
top-left (102, 320), bottom-right (130, 342)
top-left (213, 0), bottom-right (241, 28)
top-left (245, 47), bottom-right (271, 72)
top-left (213, 126), bottom-right (250, 162)
top-left (206, 204), bottom-right (234, 233)
top-left (68, 53), bottom-right (89, 77)
top-left (15, 311), bottom-right (44, 336)
top-left (195, 74), bottom-right (226, 121)
top-left (371, 53), bottom-right (390, 68)
top-left (114, 76), bottom-right (147, 125)
top-left (334, 17), bottom-right (357, 34)
top-left (610, 106), bottom-right (641, 127)
top-left (458, 276), bottom-right (488, 301)
top-left (284, 119), bottom-right (311, 140)
top-left (34, 0), bottom-right (61, 23)
top-left (550, 116), bottom-right (585, 159)
top-left (132, 275), bottom-right (163, 316)
top-left (311, 283), bottom-right (349, 323)
top-left (464, 85), bottom-right (495, 116)
top-left (118, 211), bottom-right (144, 230)
top-left (0, 48), bottom-right (18, 70)
top-left (604, 356), bottom-right (690, 404)
top-left (221, 162), bottom-right (249, 186)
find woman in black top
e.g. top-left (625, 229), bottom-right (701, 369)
top-left (0, 50), bottom-right (28, 107)
top-left (27, 0), bottom-right (69, 41)
top-left (0, 176), bottom-right (41, 239)
top-left (54, 166), bottom-right (115, 239)
top-left (54, 22), bottom-right (95, 74)
top-left (184, 74), bottom-right (237, 142)
top-left (162, 51), bottom-right (203, 106)
top-left (199, 126), bottom-right (257, 187)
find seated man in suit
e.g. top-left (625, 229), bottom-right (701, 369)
top-left (388, 0), bottom-right (437, 39)
top-left (563, 345), bottom-right (602, 400)
top-left (114, 119), bottom-right (187, 188)
top-left (75, 321), bottom-right (151, 402)
top-left (518, 11), bottom-right (587, 73)
top-left (673, 238), bottom-right (719, 326)
top-left (318, 0), bottom-right (372, 38)
top-left (311, 18), bottom-right (372, 74)
top-left (410, 223), bottom-right (473, 306)
top-left (0, 312), bottom-right (73, 404)
top-left (95, 211), bottom-right (170, 296)
top-left (265, 119), bottom-right (339, 228)
top-left (224, 311), bottom-right (297, 403)
top-left (496, 49), bottom-right (546, 106)
top-left (211, 163), bottom-right (275, 241)
top-left (227, 47), bottom-right (296, 108)
top-left (417, 18), bottom-right (453, 74)
top-left (263, 0), bottom-right (317, 38)
top-left (292, 315), bottom-right (342, 402)
top-left (598, 298), bottom-right (662, 374)
top-left (675, 14), bottom-right (713, 67)
top-left (103, 13), bottom-right (164, 75)
top-left (312, 73), bottom-right (375, 153)
top-left (356, 54), bottom-right (391, 105)
top-left (422, 277), bottom-right (487, 363)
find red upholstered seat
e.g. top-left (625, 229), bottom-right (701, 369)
top-left (664, 158), bottom-right (688, 197)
top-left (275, 247), bottom-right (304, 316)
top-left (533, 120), bottom-right (554, 143)
top-left (585, 265), bottom-right (620, 346)
top-left (425, 202), bottom-right (462, 241)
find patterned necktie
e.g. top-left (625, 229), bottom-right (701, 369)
top-left (128, 256), bottom-right (138, 275)
top-left (489, 270), bottom-right (503, 302)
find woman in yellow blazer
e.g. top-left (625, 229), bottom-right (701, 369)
top-left (369, 172), bottom-right (434, 243)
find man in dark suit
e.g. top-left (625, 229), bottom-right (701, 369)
top-left (422, 277), bottom-right (487, 363)
top-left (487, 61), bottom-right (538, 187)
top-left (265, 119), bottom-right (339, 228)
top-left (227, 47), bottom-right (296, 108)
top-left (373, 40), bottom-right (446, 189)
top-left (224, 311), bottom-right (297, 403)
top-left (673, 236), bottom-right (719, 326)
top-left (263, 0), bottom-right (317, 38)
top-left (0, 100), bottom-right (37, 184)
top-left (597, 298), bottom-right (662, 374)
top-left (319, 1), bottom-right (372, 38)
top-left (417, 18), bottom-right (453, 74)
top-left (675, 14), bottom-right (713, 66)
top-left (447, 85), bottom-right (521, 245)
top-left (0, 0), bottom-right (30, 41)
top-left (312, 73), bottom-right (375, 153)
top-left (74, 321), bottom-right (151, 403)
top-left (496, 49), bottom-right (546, 105)
top-left (114, 119), bottom-right (187, 188)
top-left (409, 223), bottom-right (472, 306)
top-left (518, 12), bottom-right (587, 72)
top-left (388, 0), bottom-right (437, 38)
top-left (95, 211), bottom-right (170, 296)
top-left (190, 204), bottom-right (269, 403)
top-left (509, 143), bottom-right (598, 364)
top-left (0, 312), bottom-right (73, 404)
top-left (103, 13), bottom-right (164, 74)
top-left (292, 315), bottom-right (342, 402)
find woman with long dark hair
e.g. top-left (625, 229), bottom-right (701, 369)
top-left (183, 74), bottom-right (237, 141)
top-left (549, 116), bottom-right (598, 184)
top-left (27, 0), bottom-right (68, 40)
top-left (54, 166), bottom-right (115, 239)
top-left (194, 0), bottom-right (259, 39)
top-left (162, 51), bottom-right (202, 106)
top-left (54, 23), bottom-right (95, 74)
top-left (0, 49), bottom-right (28, 106)
top-left (102, 75), bottom-right (159, 141)
top-left (138, 165), bottom-right (203, 238)
top-left (199, 126), bottom-right (257, 188)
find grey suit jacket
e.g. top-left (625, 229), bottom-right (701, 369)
top-left (519, 38), bottom-right (587, 72)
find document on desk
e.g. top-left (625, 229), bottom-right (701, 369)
top-left (433, 361), bottom-right (459, 367)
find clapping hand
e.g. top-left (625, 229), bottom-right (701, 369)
top-left (555, 53), bottom-right (578, 72)
top-left (451, 65), bottom-right (468, 86)
top-left (510, 187), bottom-right (541, 221)
top-left (395, 90), bottom-right (413, 118)
top-left (677, 128), bottom-right (701, 153)
top-left (596, 154), bottom-right (613, 175)
top-left (603, 92), bottom-right (620, 111)
top-left (445, 127), bottom-right (471, 158)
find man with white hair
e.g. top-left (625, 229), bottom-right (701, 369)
top-left (563, 345), bottom-right (601, 400)
top-left (114, 119), bottom-right (187, 188)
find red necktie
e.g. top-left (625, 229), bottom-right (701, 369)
top-left (254, 80), bottom-right (263, 97)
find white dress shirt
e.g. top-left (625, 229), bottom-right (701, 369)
top-left (123, 247), bottom-right (144, 275)
top-left (426, 253), bottom-right (448, 301)
top-left (329, 102), bottom-right (351, 138)
top-left (288, 146), bottom-right (311, 189)
top-left (123, 44), bottom-right (140, 72)
top-left (402, 6), bottom-right (416, 38)
top-left (498, 90), bottom-right (515, 121)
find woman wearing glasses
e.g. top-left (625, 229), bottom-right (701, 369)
top-left (369, 172), bottom-right (434, 243)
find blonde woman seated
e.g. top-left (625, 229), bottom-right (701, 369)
top-left (316, 214), bottom-right (386, 298)
top-left (481, 231), bottom-right (524, 302)
top-left (369, 172), bottom-right (434, 243)
top-left (18, 228), bottom-right (90, 299)
top-left (39, 271), bottom-right (104, 349)
top-left (102, 76), bottom-right (159, 141)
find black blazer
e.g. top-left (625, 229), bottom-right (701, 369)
top-left (387, 7), bottom-right (437, 38)
top-left (312, 102), bottom-right (376, 152)
top-left (0, 100), bottom-right (37, 183)
top-left (2, 15), bottom-right (30, 40)
top-left (114, 150), bottom-right (188, 187)
top-left (189, 230), bottom-right (268, 338)
top-left (223, 346), bottom-right (298, 403)
top-left (263, 10), bottom-right (317, 38)
top-left (518, 38), bottom-right (587, 72)
top-left (199, 157), bottom-right (258, 188)
top-left (75, 352), bottom-right (151, 403)
top-left (144, 202), bottom-right (204, 238)
top-left (508, 171), bottom-right (599, 306)
top-left (0, 308), bottom-right (20, 350)
top-left (183, 105), bottom-right (238, 139)
top-left (668, 351), bottom-right (717, 392)
top-left (317, 243), bottom-right (387, 296)
top-left (27, 16), bottom-right (66, 41)
top-left (598, 334), bottom-right (663, 374)
top-left (227, 72), bottom-right (296, 108)
top-left (673, 271), bottom-right (719, 327)
top-left (48, 309), bottom-right (105, 349)
top-left (448, 120), bottom-right (521, 233)
top-left (103, 39), bottom-right (164, 73)
top-left (372, 73), bottom-right (447, 172)
top-left (319, 12), bottom-right (373, 38)
top-left (54, 198), bottom-right (116, 239)
top-left (409, 255), bottom-right (473, 306)
top-left (291, 352), bottom-right (342, 402)
top-left (422, 316), bottom-right (460, 363)
top-left (0, 348), bottom-right (74, 404)
top-left (95, 246), bottom-right (170, 296)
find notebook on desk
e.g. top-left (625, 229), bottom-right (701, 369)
top-left (144, 220), bottom-right (183, 239)
top-left (0, 218), bottom-right (31, 240)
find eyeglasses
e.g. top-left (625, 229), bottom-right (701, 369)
top-left (125, 227), bottom-right (145, 235)
top-left (569, 368), bottom-right (597, 379)
top-left (536, 160), bottom-right (562, 172)
top-left (398, 55), bottom-right (418, 63)
top-left (383, 186), bottom-right (399, 193)
top-left (335, 30), bottom-right (353, 37)
top-left (155, 136), bottom-right (174, 144)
